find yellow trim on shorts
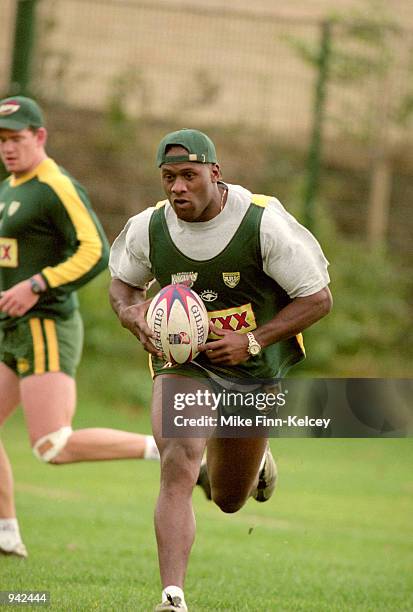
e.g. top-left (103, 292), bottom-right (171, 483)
top-left (29, 318), bottom-right (45, 374)
top-left (44, 319), bottom-right (60, 372)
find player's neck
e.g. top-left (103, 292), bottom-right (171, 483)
top-left (12, 152), bottom-right (48, 179)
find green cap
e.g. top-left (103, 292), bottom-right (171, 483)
top-left (156, 128), bottom-right (217, 167)
top-left (0, 96), bottom-right (44, 131)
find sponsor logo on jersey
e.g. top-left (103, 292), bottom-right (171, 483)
top-left (0, 237), bottom-right (18, 268)
top-left (8, 201), bottom-right (21, 217)
top-left (200, 289), bottom-right (218, 302)
top-left (171, 271), bottom-right (198, 287)
top-left (0, 102), bottom-right (20, 115)
top-left (222, 272), bottom-right (240, 288)
top-left (208, 302), bottom-right (256, 337)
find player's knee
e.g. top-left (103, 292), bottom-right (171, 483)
top-left (212, 491), bottom-right (246, 514)
top-left (161, 444), bottom-right (200, 486)
top-left (32, 426), bottom-right (73, 464)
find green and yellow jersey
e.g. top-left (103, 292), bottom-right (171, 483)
top-left (0, 157), bottom-right (109, 329)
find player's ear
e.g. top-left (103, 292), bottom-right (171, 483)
top-left (36, 127), bottom-right (48, 147)
top-left (210, 163), bottom-right (221, 183)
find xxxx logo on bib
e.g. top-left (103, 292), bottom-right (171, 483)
top-left (0, 238), bottom-right (18, 267)
top-left (208, 302), bottom-right (257, 338)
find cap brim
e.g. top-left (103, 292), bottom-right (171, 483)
top-left (0, 118), bottom-right (30, 130)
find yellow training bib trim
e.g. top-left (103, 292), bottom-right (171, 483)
top-left (155, 200), bottom-right (168, 209)
top-left (296, 332), bottom-right (306, 356)
top-left (251, 194), bottom-right (272, 208)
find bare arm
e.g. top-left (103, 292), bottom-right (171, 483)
top-left (109, 277), bottom-right (162, 357)
top-left (199, 286), bottom-right (333, 366)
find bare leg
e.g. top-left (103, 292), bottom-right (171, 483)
top-left (21, 372), bottom-right (155, 463)
top-left (151, 375), bottom-right (207, 589)
top-left (0, 363), bottom-right (20, 518)
top-left (206, 436), bottom-right (268, 513)
top-left (0, 441), bottom-right (17, 518)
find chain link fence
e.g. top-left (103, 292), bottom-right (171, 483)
top-left (1, 0), bottom-right (413, 248)
top-left (27, 1), bottom-right (317, 146)
top-left (2, 1), bottom-right (413, 152)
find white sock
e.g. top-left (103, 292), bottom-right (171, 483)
top-left (162, 586), bottom-right (185, 604)
top-left (144, 435), bottom-right (160, 460)
top-left (259, 450), bottom-right (266, 472)
top-left (0, 518), bottom-right (21, 541)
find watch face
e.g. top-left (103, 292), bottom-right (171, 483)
top-left (250, 344), bottom-right (260, 356)
top-left (30, 279), bottom-right (43, 294)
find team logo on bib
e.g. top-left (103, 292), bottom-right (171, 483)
top-left (8, 201), bottom-right (21, 216)
top-left (200, 289), bottom-right (218, 302)
top-left (171, 271), bottom-right (198, 288)
top-left (222, 272), bottom-right (240, 288)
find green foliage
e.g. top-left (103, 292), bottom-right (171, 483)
top-left (284, 0), bottom-right (413, 141)
top-left (296, 210), bottom-right (412, 376)
top-left (105, 68), bottom-right (147, 131)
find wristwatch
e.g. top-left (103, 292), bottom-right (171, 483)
top-left (246, 332), bottom-right (262, 356)
top-left (29, 277), bottom-right (45, 295)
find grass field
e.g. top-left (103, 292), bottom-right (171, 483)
top-left (1, 399), bottom-right (412, 611)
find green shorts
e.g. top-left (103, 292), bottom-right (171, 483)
top-left (0, 311), bottom-right (84, 378)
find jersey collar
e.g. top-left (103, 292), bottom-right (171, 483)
top-left (9, 157), bottom-right (54, 187)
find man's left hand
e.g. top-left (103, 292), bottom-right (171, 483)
top-left (0, 279), bottom-right (40, 317)
top-left (198, 322), bottom-right (250, 366)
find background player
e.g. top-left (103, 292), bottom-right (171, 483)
top-left (0, 96), bottom-right (159, 559)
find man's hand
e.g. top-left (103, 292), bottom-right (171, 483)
top-left (118, 299), bottom-right (163, 357)
top-left (109, 278), bottom-right (163, 358)
top-left (0, 279), bottom-right (40, 317)
top-left (198, 322), bottom-right (250, 366)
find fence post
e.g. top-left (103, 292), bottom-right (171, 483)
top-left (303, 19), bottom-right (332, 231)
top-left (9, 0), bottom-right (38, 95)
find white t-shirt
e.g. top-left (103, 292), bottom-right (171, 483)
top-left (109, 183), bottom-right (330, 299)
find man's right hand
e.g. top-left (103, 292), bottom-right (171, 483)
top-left (119, 300), bottom-right (162, 357)
top-left (0, 278), bottom-right (41, 318)
top-left (109, 278), bottom-right (163, 358)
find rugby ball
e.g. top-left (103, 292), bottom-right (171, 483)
top-left (146, 284), bottom-right (209, 364)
